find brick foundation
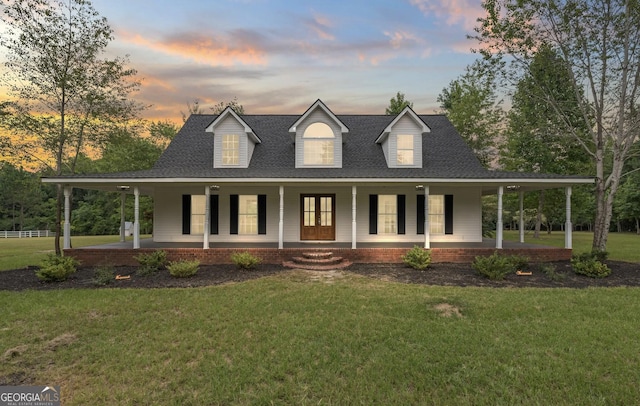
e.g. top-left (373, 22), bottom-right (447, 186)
top-left (65, 247), bottom-right (572, 267)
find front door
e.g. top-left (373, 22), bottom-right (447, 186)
top-left (300, 194), bottom-right (335, 240)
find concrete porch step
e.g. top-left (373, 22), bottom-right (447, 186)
top-left (291, 256), bottom-right (344, 266)
top-left (283, 251), bottom-right (352, 270)
top-left (282, 259), bottom-right (353, 271)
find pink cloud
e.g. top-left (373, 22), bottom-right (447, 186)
top-left (307, 13), bottom-right (335, 41)
top-left (120, 30), bottom-right (267, 66)
top-left (410, 0), bottom-right (485, 31)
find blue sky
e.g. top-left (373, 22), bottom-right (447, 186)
top-left (23, 0), bottom-right (487, 121)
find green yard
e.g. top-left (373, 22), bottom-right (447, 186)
top-left (1, 273), bottom-right (639, 405)
top-left (503, 230), bottom-right (640, 263)
top-left (0, 235), bottom-right (140, 271)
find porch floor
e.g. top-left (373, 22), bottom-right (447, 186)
top-left (80, 238), bottom-right (551, 250)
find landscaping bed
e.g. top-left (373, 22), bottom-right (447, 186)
top-left (0, 261), bottom-right (639, 291)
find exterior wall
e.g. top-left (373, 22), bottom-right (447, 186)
top-left (387, 115), bottom-right (423, 168)
top-left (212, 115), bottom-right (251, 168)
top-left (66, 247), bottom-right (572, 266)
top-left (295, 109), bottom-right (343, 168)
top-left (153, 185), bottom-right (484, 244)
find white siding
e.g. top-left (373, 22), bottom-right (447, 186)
top-left (295, 109), bottom-right (343, 168)
top-left (213, 116), bottom-right (251, 168)
top-left (153, 185), bottom-right (483, 244)
top-left (387, 115), bottom-right (423, 168)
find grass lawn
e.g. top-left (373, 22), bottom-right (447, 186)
top-left (504, 230), bottom-right (640, 263)
top-left (1, 273), bottom-right (640, 405)
top-left (0, 235), bottom-right (148, 271)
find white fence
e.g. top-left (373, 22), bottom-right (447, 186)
top-left (1, 230), bottom-right (53, 238)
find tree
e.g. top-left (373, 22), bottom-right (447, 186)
top-left (437, 61), bottom-right (504, 167)
top-left (211, 97), bottom-right (245, 115)
top-left (385, 92), bottom-right (413, 115)
top-left (0, 0), bottom-right (142, 254)
top-left (502, 46), bottom-right (592, 237)
top-left (474, 0), bottom-right (640, 252)
top-left (180, 99), bottom-right (205, 122)
top-left (148, 120), bottom-right (178, 149)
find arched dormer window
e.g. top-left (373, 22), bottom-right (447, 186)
top-left (303, 122), bottom-right (335, 165)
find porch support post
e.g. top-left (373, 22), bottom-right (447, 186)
top-left (565, 186), bottom-right (572, 249)
top-left (496, 186), bottom-right (504, 249)
top-left (424, 185), bottom-right (430, 249)
top-left (120, 192), bottom-right (126, 243)
top-left (519, 191), bottom-right (524, 244)
top-left (63, 186), bottom-right (71, 250)
top-left (351, 186), bottom-right (357, 249)
top-left (204, 186), bottom-right (210, 250)
top-left (279, 186), bottom-right (284, 249)
top-left (133, 186), bottom-right (140, 249)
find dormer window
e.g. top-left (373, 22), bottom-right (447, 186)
top-left (396, 134), bottom-right (414, 165)
top-left (303, 122), bottom-right (335, 165)
top-left (222, 134), bottom-right (239, 165)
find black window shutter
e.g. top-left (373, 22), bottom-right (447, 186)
top-left (230, 194), bottom-right (239, 235)
top-left (369, 195), bottom-right (378, 234)
top-left (258, 194), bottom-right (267, 235)
top-left (210, 194), bottom-right (219, 235)
top-left (182, 195), bottom-right (191, 235)
top-left (445, 194), bottom-right (454, 235)
top-left (397, 195), bottom-right (406, 234)
top-left (417, 195), bottom-right (425, 235)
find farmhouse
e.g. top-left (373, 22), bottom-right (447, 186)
top-left (43, 100), bottom-right (593, 265)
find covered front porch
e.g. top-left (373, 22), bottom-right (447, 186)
top-left (65, 238), bottom-right (571, 266)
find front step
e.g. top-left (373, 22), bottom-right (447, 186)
top-left (283, 251), bottom-right (352, 271)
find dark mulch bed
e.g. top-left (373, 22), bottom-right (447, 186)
top-left (1, 261), bottom-right (639, 291)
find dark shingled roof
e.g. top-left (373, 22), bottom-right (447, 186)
top-left (148, 113), bottom-right (489, 179)
top-left (45, 113), bottom-right (591, 182)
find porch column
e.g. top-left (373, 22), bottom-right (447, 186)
top-left (565, 186), bottom-right (572, 249)
top-left (133, 186), bottom-right (140, 249)
top-left (496, 186), bottom-right (504, 249)
top-left (278, 186), bottom-right (284, 249)
top-left (351, 186), bottom-right (357, 249)
top-left (424, 185), bottom-right (430, 249)
top-left (519, 191), bottom-right (524, 243)
top-left (63, 186), bottom-right (72, 250)
top-left (120, 192), bottom-right (126, 243)
top-left (203, 186), bottom-right (210, 250)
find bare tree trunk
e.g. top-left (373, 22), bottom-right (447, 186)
top-left (534, 190), bottom-right (544, 239)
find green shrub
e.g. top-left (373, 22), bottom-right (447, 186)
top-left (541, 264), bottom-right (566, 282)
top-left (36, 254), bottom-right (79, 282)
top-left (168, 260), bottom-right (200, 278)
top-left (93, 266), bottom-right (115, 286)
top-left (571, 253), bottom-right (611, 278)
top-left (472, 251), bottom-right (526, 281)
top-left (402, 246), bottom-right (431, 270)
top-left (135, 250), bottom-right (167, 276)
top-left (231, 251), bottom-right (261, 270)
top-left (590, 250), bottom-right (609, 262)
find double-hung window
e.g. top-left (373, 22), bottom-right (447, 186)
top-left (429, 195), bottom-right (444, 234)
top-left (238, 195), bottom-right (258, 234)
top-left (222, 134), bottom-right (239, 165)
top-left (190, 195), bottom-right (206, 234)
top-left (397, 134), bottom-right (414, 165)
top-left (378, 195), bottom-right (397, 234)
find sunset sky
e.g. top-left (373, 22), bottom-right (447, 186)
top-left (2, 0), bottom-right (486, 123)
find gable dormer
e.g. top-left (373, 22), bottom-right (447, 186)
top-left (375, 106), bottom-right (430, 168)
top-left (289, 100), bottom-right (349, 168)
top-left (205, 107), bottom-right (261, 168)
